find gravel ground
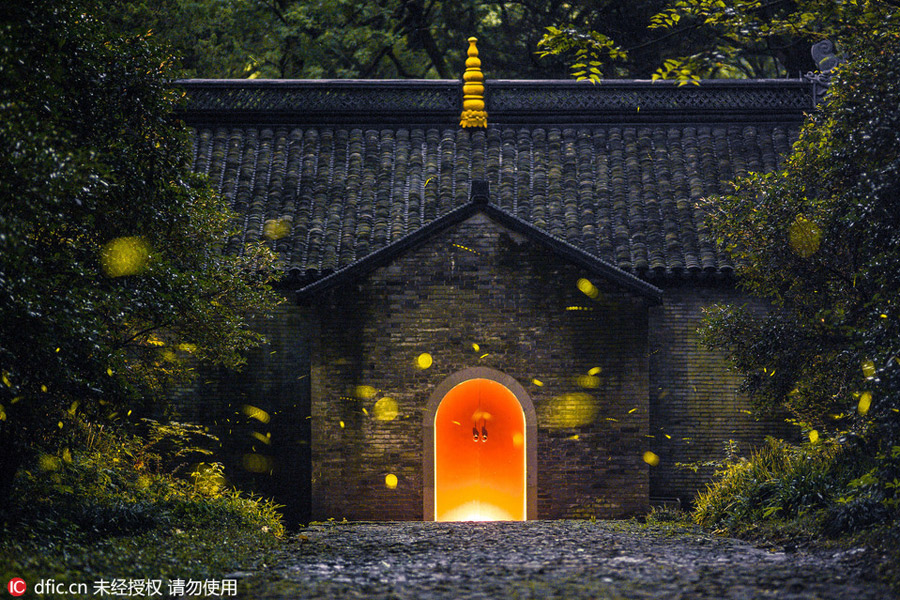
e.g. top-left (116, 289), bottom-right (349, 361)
top-left (238, 520), bottom-right (896, 599)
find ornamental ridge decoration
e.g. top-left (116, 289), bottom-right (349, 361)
top-left (487, 83), bottom-right (812, 112)
top-left (183, 83), bottom-right (459, 113)
top-left (179, 80), bottom-right (814, 118)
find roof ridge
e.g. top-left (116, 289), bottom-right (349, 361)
top-left (178, 79), bottom-right (815, 126)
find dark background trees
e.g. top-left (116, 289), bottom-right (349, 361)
top-left (0, 0), bottom-right (280, 510)
top-left (100, 0), bottom-right (815, 80)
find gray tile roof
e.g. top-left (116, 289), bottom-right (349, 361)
top-left (183, 80), bottom-right (807, 283)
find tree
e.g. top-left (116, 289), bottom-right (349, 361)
top-left (540, 0), bottom-right (900, 82)
top-left (100, 0), bottom-right (696, 79)
top-left (0, 0), bottom-right (280, 509)
top-left (698, 16), bottom-right (900, 500)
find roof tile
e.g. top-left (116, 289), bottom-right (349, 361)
top-left (190, 120), bottom-right (799, 279)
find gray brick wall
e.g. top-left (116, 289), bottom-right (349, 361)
top-left (174, 221), bottom-right (792, 523)
top-left (307, 213), bottom-right (652, 521)
top-left (647, 286), bottom-right (792, 506)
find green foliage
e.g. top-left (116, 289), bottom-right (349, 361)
top-left (693, 437), bottom-right (869, 529)
top-left (700, 30), bottom-right (900, 447)
top-left (679, 8), bottom-right (900, 540)
top-left (537, 26), bottom-right (627, 83)
top-left (100, 0), bottom-right (472, 78)
top-left (546, 0), bottom-right (900, 81)
top-left (100, 0), bottom-right (692, 79)
top-left (645, 504), bottom-right (690, 524)
top-left (0, 0), bottom-right (280, 502)
top-left (695, 434), bottom-right (900, 534)
top-left (0, 423), bottom-right (282, 586)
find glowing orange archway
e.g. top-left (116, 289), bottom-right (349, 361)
top-left (434, 378), bottom-right (526, 521)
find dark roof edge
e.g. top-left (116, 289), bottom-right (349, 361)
top-left (296, 201), bottom-right (663, 303)
top-left (479, 204), bottom-right (663, 302)
top-left (296, 202), bottom-right (480, 298)
top-left (177, 78), bottom-right (815, 126)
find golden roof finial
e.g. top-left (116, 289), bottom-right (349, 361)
top-left (460, 37), bottom-right (487, 128)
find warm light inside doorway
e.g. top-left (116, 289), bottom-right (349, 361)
top-left (434, 378), bottom-right (526, 521)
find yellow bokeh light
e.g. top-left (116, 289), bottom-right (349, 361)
top-left (416, 353), bottom-right (433, 369)
top-left (263, 217), bottom-right (292, 240)
top-left (39, 454), bottom-right (60, 471)
top-left (542, 393), bottom-right (599, 428)
top-left (588, 367), bottom-right (601, 376)
top-left (787, 215), bottom-right (822, 258)
top-left (576, 375), bottom-right (600, 389)
top-left (861, 359), bottom-right (876, 379)
top-left (242, 404), bottom-right (271, 424)
top-left (808, 430), bottom-right (819, 444)
top-left (354, 385), bottom-right (377, 399)
top-left (472, 343), bottom-right (480, 351)
top-left (576, 277), bottom-right (600, 299)
top-left (643, 451), bottom-right (660, 466)
top-left (251, 431), bottom-right (272, 445)
top-left (242, 453), bottom-right (273, 473)
top-left (385, 473), bottom-right (398, 489)
top-left (373, 397), bottom-right (399, 421)
top-left (101, 236), bottom-right (151, 277)
top-left (532, 378), bottom-right (544, 387)
top-left (858, 391), bottom-right (872, 415)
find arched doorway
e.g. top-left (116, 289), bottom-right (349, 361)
top-left (423, 368), bottom-right (537, 521)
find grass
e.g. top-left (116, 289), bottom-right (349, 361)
top-left (688, 436), bottom-right (900, 592)
top-left (0, 421), bottom-right (284, 596)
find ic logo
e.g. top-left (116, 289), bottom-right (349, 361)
top-left (8, 578), bottom-right (26, 597)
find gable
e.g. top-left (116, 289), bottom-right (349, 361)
top-left (296, 197), bottom-right (662, 302)
top-left (306, 201), bottom-right (655, 520)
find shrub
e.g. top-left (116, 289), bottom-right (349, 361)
top-left (693, 437), bottom-right (861, 528)
top-left (0, 420), bottom-right (283, 586)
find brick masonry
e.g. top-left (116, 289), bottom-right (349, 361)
top-left (177, 215), bottom-right (788, 523)
top-left (647, 286), bottom-right (793, 506)
top-left (306, 212), bottom-right (652, 521)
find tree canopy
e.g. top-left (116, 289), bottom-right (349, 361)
top-left (0, 0), bottom-right (280, 506)
top-left (697, 7), bottom-right (900, 507)
top-left (540, 0), bottom-right (900, 82)
top-left (99, 0), bottom-right (778, 80)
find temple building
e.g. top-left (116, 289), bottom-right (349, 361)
top-left (177, 39), bottom-right (811, 524)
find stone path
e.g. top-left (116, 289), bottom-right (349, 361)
top-left (239, 520), bottom-right (895, 599)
